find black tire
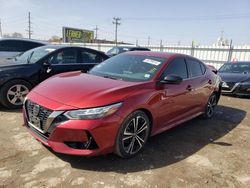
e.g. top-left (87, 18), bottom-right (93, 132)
top-left (0, 79), bottom-right (32, 109)
top-left (114, 110), bottom-right (150, 158)
top-left (203, 93), bottom-right (217, 119)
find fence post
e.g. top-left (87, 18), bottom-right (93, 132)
top-left (160, 40), bottom-right (163, 52)
top-left (227, 40), bottom-right (233, 62)
top-left (191, 41), bottom-right (195, 56)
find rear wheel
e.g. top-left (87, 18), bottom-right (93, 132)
top-left (0, 80), bottom-right (32, 109)
top-left (203, 93), bottom-right (217, 119)
top-left (115, 110), bottom-right (150, 158)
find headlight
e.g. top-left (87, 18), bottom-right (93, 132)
top-left (64, 102), bottom-right (123, 120)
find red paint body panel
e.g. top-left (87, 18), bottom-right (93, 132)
top-left (23, 52), bottom-right (221, 156)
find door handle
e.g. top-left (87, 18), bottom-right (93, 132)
top-left (46, 67), bottom-right (52, 73)
top-left (186, 85), bottom-right (192, 91)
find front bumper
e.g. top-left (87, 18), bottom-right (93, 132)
top-left (221, 82), bottom-right (250, 96)
top-left (23, 100), bottom-right (123, 156)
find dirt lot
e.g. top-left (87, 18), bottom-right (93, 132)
top-left (0, 96), bottom-right (249, 188)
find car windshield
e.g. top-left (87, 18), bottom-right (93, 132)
top-left (89, 54), bottom-right (166, 82)
top-left (15, 46), bottom-right (56, 64)
top-left (219, 63), bottom-right (250, 74)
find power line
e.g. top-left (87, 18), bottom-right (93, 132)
top-left (112, 17), bottom-right (121, 45)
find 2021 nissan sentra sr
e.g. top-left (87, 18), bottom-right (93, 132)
top-left (23, 52), bottom-right (222, 158)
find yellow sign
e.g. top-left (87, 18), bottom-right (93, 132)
top-left (63, 27), bottom-right (94, 43)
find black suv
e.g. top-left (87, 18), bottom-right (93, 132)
top-left (0, 45), bottom-right (109, 109)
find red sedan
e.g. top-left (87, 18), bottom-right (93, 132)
top-left (23, 52), bottom-right (222, 158)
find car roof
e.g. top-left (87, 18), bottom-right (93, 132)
top-left (125, 51), bottom-right (187, 59)
top-left (117, 46), bottom-right (149, 49)
top-left (36, 45), bottom-right (107, 55)
top-left (0, 38), bottom-right (48, 45)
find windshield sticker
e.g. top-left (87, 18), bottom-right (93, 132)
top-left (144, 74), bottom-right (151, 78)
top-left (143, 59), bottom-right (161, 66)
top-left (123, 48), bottom-right (129, 51)
top-left (45, 48), bottom-right (56, 52)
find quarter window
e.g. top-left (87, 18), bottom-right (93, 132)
top-left (162, 58), bottom-right (188, 79)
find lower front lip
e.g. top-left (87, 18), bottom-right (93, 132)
top-left (24, 113), bottom-right (123, 156)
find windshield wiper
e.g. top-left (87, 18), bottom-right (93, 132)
top-left (103, 75), bottom-right (122, 80)
top-left (27, 51), bottom-right (34, 64)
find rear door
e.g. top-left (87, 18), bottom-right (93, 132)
top-left (185, 57), bottom-right (210, 111)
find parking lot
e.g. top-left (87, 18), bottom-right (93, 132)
top-left (0, 96), bottom-right (249, 188)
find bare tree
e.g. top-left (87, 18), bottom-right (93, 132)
top-left (12, 32), bottom-right (23, 38)
top-left (49, 35), bottom-right (61, 42)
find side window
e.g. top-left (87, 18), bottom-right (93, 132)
top-left (162, 57), bottom-right (188, 79)
top-left (21, 41), bottom-right (42, 51)
top-left (0, 40), bottom-right (22, 52)
top-left (81, 50), bottom-right (104, 64)
top-left (0, 41), bottom-right (7, 51)
top-left (50, 49), bottom-right (77, 64)
top-left (200, 62), bottom-right (206, 74)
top-left (186, 58), bottom-right (203, 77)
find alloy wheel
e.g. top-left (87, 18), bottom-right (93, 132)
top-left (206, 94), bottom-right (217, 118)
top-left (122, 115), bottom-right (149, 155)
top-left (7, 84), bottom-right (29, 105)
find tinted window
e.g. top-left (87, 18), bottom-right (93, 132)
top-left (81, 50), bottom-right (104, 64)
top-left (186, 58), bottom-right (203, 77)
top-left (50, 49), bottom-right (77, 64)
top-left (21, 41), bottom-right (43, 51)
top-left (0, 40), bottom-right (23, 52)
top-left (200, 62), bottom-right (206, 74)
top-left (162, 57), bottom-right (188, 79)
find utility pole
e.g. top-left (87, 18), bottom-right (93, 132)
top-left (0, 19), bottom-right (2, 38)
top-left (136, 39), bottom-right (138, 46)
top-left (112, 17), bottom-right (121, 46)
top-left (147, 36), bottom-right (150, 46)
top-left (94, 25), bottom-right (99, 41)
top-left (27, 12), bottom-right (32, 39)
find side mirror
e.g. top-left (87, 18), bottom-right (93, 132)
top-left (43, 61), bottom-right (50, 66)
top-left (160, 75), bottom-right (183, 84)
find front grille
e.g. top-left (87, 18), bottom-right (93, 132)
top-left (26, 100), bottom-right (53, 132)
top-left (226, 82), bottom-right (236, 89)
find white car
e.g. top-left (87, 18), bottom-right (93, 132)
top-left (0, 38), bottom-right (47, 60)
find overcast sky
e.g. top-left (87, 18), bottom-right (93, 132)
top-left (0, 0), bottom-right (250, 45)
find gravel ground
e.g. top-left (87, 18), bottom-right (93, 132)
top-left (0, 96), bottom-right (249, 188)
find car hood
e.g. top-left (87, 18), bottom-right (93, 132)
top-left (218, 72), bottom-right (250, 83)
top-left (31, 72), bottom-right (146, 109)
top-left (0, 59), bottom-right (25, 68)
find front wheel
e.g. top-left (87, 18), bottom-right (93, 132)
top-left (0, 80), bottom-right (32, 109)
top-left (114, 110), bottom-right (150, 158)
top-left (203, 93), bottom-right (217, 119)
